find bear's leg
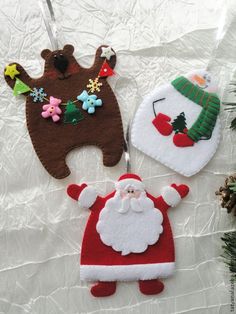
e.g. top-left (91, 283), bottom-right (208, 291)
top-left (102, 139), bottom-right (124, 167)
top-left (33, 143), bottom-right (70, 179)
top-left (90, 281), bottom-right (117, 297)
top-left (138, 279), bottom-right (164, 295)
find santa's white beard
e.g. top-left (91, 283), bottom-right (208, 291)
top-left (96, 192), bottom-right (163, 256)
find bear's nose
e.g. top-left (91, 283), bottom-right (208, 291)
top-left (53, 53), bottom-right (69, 74)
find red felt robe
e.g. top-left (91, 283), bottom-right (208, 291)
top-left (79, 191), bottom-right (175, 281)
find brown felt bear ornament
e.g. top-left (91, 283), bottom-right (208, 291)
top-left (4, 45), bottom-right (124, 179)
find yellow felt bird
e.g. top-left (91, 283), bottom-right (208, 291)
top-left (5, 64), bottom-right (20, 80)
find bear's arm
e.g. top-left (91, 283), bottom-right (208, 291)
top-left (4, 63), bottom-right (34, 92)
top-left (91, 45), bottom-right (116, 75)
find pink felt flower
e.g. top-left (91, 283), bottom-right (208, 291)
top-left (41, 96), bottom-right (62, 122)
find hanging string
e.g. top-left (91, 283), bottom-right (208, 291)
top-left (206, 6), bottom-right (228, 72)
top-left (124, 124), bottom-right (131, 173)
top-left (38, 0), bottom-right (59, 50)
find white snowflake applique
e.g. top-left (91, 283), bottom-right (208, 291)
top-left (87, 78), bottom-right (103, 93)
top-left (30, 87), bottom-right (47, 102)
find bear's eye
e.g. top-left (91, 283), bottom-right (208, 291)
top-left (53, 55), bottom-right (58, 59)
top-left (59, 53), bottom-right (63, 57)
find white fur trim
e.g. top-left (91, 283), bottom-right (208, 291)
top-left (161, 186), bottom-right (181, 207)
top-left (80, 262), bottom-right (175, 281)
top-left (115, 179), bottom-right (145, 191)
top-left (78, 186), bottom-right (97, 208)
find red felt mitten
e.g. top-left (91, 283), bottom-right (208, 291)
top-left (67, 183), bottom-right (97, 208)
top-left (173, 133), bottom-right (194, 147)
top-left (171, 184), bottom-right (189, 199)
top-left (152, 113), bottom-right (173, 136)
top-left (161, 184), bottom-right (189, 207)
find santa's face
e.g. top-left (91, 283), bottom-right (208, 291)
top-left (120, 185), bottom-right (142, 199)
top-left (96, 187), bottom-right (163, 256)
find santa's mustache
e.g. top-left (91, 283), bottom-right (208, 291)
top-left (115, 192), bottom-right (146, 214)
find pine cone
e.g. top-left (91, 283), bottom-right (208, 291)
top-left (215, 174), bottom-right (236, 216)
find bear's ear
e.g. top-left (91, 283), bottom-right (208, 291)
top-left (63, 44), bottom-right (74, 55)
top-left (41, 49), bottom-right (52, 60)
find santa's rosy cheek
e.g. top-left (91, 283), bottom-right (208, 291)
top-left (120, 191), bottom-right (127, 198)
top-left (134, 190), bottom-right (141, 198)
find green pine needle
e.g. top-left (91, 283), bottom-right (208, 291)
top-left (223, 81), bottom-right (236, 129)
top-left (228, 182), bottom-right (236, 192)
top-left (230, 117), bottom-right (236, 130)
top-left (221, 232), bottom-right (236, 280)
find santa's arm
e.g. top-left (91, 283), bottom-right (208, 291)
top-left (155, 184), bottom-right (189, 211)
top-left (67, 183), bottom-right (98, 209)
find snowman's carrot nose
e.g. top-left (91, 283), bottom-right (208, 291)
top-left (193, 74), bottom-right (206, 86)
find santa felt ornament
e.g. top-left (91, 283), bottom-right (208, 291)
top-left (131, 69), bottom-right (221, 177)
top-left (67, 173), bottom-right (189, 297)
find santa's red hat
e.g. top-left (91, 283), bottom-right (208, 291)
top-left (115, 173), bottom-right (145, 191)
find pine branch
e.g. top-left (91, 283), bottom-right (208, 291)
top-left (228, 182), bottom-right (236, 192)
top-left (224, 81), bottom-right (236, 129)
top-left (221, 232), bottom-right (236, 280)
top-left (231, 117), bottom-right (236, 130)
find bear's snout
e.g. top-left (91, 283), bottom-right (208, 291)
top-left (53, 53), bottom-right (69, 78)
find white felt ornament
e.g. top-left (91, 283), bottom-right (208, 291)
top-left (131, 69), bottom-right (221, 177)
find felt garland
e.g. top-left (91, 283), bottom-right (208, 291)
top-left (5, 55), bottom-right (114, 124)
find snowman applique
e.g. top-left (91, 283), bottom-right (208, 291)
top-left (131, 69), bottom-right (221, 177)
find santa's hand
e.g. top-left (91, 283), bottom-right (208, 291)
top-left (161, 184), bottom-right (189, 207)
top-left (67, 183), bottom-right (98, 208)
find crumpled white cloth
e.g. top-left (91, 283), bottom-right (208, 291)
top-left (0, 0), bottom-right (235, 313)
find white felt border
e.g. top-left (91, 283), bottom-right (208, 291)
top-left (80, 262), bottom-right (175, 281)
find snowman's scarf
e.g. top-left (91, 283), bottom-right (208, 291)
top-left (171, 76), bottom-right (220, 142)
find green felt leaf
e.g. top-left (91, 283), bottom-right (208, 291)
top-left (13, 78), bottom-right (31, 96)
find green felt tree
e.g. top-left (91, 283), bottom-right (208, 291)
top-left (63, 101), bottom-right (84, 125)
top-left (171, 112), bottom-right (187, 134)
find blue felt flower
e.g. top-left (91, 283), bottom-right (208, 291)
top-left (77, 90), bottom-right (102, 114)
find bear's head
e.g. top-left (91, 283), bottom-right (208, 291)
top-left (41, 44), bottom-right (79, 80)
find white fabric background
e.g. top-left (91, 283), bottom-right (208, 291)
top-left (0, 0), bottom-right (236, 313)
